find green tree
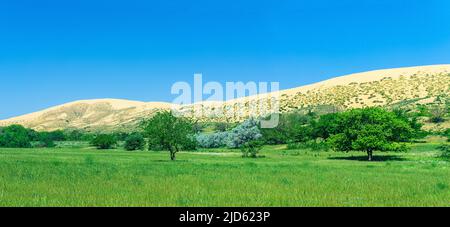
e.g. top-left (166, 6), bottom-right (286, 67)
top-left (112, 132), bottom-right (130, 141)
top-left (321, 108), bottom-right (414, 161)
top-left (65, 130), bottom-right (88, 141)
top-left (0, 125), bottom-right (32, 148)
top-left (327, 133), bottom-right (351, 152)
top-left (261, 112), bottom-right (314, 144)
top-left (35, 136), bottom-right (56, 148)
top-left (91, 134), bottom-right (117, 149)
top-left (141, 111), bottom-right (194, 160)
top-left (311, 113), bottom-right (341, 139)
top-left (124, 133), bottom-right (146, 151)
top-left (47, 130), bottom-right (66, 141)
top-left (352, 125), bottom-right (388, 161)
top-left (392, 108), bottom-right (424, 139)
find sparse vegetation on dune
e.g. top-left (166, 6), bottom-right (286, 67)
top-left (0, 65), bottom-right (448, 131)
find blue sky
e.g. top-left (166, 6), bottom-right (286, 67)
top-left (1, 0), bottom-right (450, 119)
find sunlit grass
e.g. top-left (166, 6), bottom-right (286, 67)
top-left (0, 144), bottom-right (449, 207)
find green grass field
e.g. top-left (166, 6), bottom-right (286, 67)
top-left (0, 143), bottom-right (449, 207)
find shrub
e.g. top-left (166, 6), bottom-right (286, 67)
top-left (91, 134), bottom-right (117, 149)
top-left (226, 119), bottom-right (262, 149)
top-left (429, 105), bottom-right (446, 123)
top-left (197, 119), bottom-right (264, 149)
top-left (438, 144), bottom-right (450, 160)
top-left (32, 140), bottom-right (56, 148)
top-left (65, 130), bottom-right (84, 141)
top-left (261, 128), bottom-right (288, 145)
top-left (286, 142), bottom-right (304, 150)
top-left (192, 123), bottom-right (204, 133)
top-left (196, 132), bottom-right (229, 148)
top-left (241, 140), bottom-right (264, 158)
top-left (37, 136), bottom-right (56, 148)
top-left (214, 122), bottom-right (231, 132)
top-left (124, 133), bottom-right (146, 151)
top-left (443, 129), bottom-right (450, 142)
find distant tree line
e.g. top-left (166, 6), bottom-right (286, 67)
top-left (1, 105), bottom-right (447, 161)
top-left (0, 125), bottom-right (68, 148)
top-left (195, 107), bottom-right (426, 161)
top-left (0, 125), bottom-right (146, 151)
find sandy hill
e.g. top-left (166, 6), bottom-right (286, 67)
top-left (0, 99), bottom-right (174, 131)
top-left (1, 65), bottom-right (449, 131)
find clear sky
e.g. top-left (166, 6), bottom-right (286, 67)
top-left (1, 0), bottom-right (450, 119)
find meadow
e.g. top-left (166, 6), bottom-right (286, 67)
top-left (0, 142), bottom-right (449, 207)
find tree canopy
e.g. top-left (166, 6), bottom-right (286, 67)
top-left (317, 108), bottom-right (415, 160)
top-left (141, 111), bottom-right (195, 160)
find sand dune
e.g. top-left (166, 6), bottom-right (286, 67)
top-left (1, 64), bottom-right (449, 131)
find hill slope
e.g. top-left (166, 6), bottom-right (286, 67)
top-left (0, 99), bottom-right (173, 131)
top-left (1, 65), bottom-right (449, 131)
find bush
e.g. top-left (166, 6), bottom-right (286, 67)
top-left (91, 134), bottom-right (117, 149)
top-left (241, 140), bottom-right (264, 158)
top-left (429, 105), bottom-right (446, 123)
top-left (37, 136), bottom-right (56, 148)
top-left (260, 127), bottom-right (288, 145)
top-left (443, 129), bottom-right (450, 142)
top-left (226, 119), bottom-right (262, 149)
top-left (196, 119), bottom-right (262, 149)
top-left (32, 140), bottom-right (56, 148)
top-left (438, 144), bottom-right (450, 160)
top-left (196, 132), bottom-right (229, 148)
top-left (124, 133), bottom-right (146, 151)
top-left (64, 130), bottom-right (84, 141)
top-left (214, 122), bottom-right (231, 132)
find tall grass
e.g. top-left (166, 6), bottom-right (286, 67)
top-left (0, 144), bottom-right (449, 207)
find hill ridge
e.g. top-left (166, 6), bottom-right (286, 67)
top-left (1, 64), bottom-right (449, 131)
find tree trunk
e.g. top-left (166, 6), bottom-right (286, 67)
top-left (367, 150), bottom-right (373, 161)
top-left (168, 146), bottom-right (176, 161)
